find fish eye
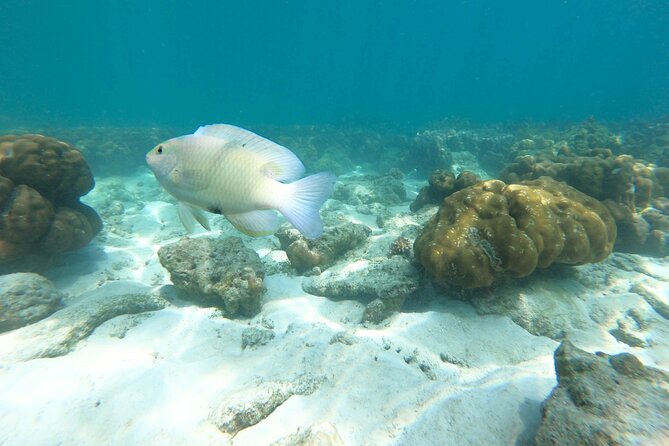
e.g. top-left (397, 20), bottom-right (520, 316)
top-left (157, 145), bottom-right (163, 154)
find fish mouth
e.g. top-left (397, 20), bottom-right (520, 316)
top-left (145, 153), bottom-right (160, 174)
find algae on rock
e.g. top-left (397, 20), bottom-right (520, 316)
top-left (158, 236), bottom-right (265, 316)
top-left (535, 341), bottom-right (669, 445)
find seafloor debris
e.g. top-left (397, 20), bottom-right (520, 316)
top-left (410, 169), bottom-right (480, 212)
top-left (241, 327), bottom-right (275, 350)
top-left (276, 222), bottom-right (371, 274)
top-left (0, 272), bottom-right (63, 333)
top-left (0, 292), bottom-right (167, 362)
top-left (535, 341), bottom-right (669, 445)
top-left (388, 236), bottom-right (412, 257)
top-left (157, 236), bottom-right (265, 316)
top-left (209, 374), bottom-right (326, 436)
top-left (303, 255), bottom-right (419, 323)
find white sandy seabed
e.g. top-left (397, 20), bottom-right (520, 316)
top-left (0, 169), bottom-right (668, 446)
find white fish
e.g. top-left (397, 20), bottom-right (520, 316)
top-left (146, 124), bottom-right (336, 238)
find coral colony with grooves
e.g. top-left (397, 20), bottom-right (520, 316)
top-left (1, 2), bottom-right (669, 445)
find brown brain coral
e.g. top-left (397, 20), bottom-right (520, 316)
top-left (414, 177), bottom-right (616, 288)
top-left (0, 134), bottom-right (94, 202)
top-left (0, 134), bottom-right (101, 269)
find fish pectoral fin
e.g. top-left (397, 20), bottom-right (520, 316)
top-left (171, 168), bottom-right (209, 191)
top-left (193, 124), bottom-right (305, 182)
top-left (177, 202), bottom-right (211, 232)
top-left (225, 210), bottom-right (279, 237)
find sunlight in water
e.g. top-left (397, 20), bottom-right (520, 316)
top-left (1, 3), bottom-right (667, 444)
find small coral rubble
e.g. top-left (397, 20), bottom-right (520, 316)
top-left (388, 236), bottom-right (412, 257)
top-left (535, 341), bottom-right (669, 445)
top-left (410, 169), bottom-right (480, 212)
top-left (157, 236), bottom-right (265, 316)
top-left (414, 177), bottom-right (616, 288)
top-left (501, 148), bottom-right (669, 255)
top-left (501, 150), bottom-right (667, 210)
top-left (303, 256), bottom-right (419, 323)
top-left (0, 273), bottom-right (63, 333)
top-left (276, 222), bottom-right (371, 274)
top-left (0, 134), bottom-right (101, 269)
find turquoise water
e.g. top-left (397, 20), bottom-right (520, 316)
top-left (1, 3), bottom-right (669, 445)
top-left (1, 1), bottom-right (668, 128)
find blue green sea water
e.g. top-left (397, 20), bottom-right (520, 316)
top-left (1, 2), bottom-right (669, 445)
top-left (2, 1), bottom-right (668, 128)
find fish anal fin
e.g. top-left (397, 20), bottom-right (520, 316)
top-left (225, 210), bottom-right (279, 237)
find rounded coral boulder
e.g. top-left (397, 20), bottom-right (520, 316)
top-left (414, 177), bottom-right (616, 288)
top-left (0, 134), bottom-right (94, 203)
top-left (0, 134), bottom-right (101, 270)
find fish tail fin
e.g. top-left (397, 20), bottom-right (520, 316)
top-left (278, 172), bottom-right (337, 238)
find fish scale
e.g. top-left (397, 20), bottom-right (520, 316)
top-left (146, 124), bottom-right (336, 238)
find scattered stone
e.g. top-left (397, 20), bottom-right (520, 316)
top-left (388, 236), bottom-right (412, 258)
top-left (276, 222), bottom-right (371, 274)
top-left (329, 331), bottom-right (357, 345)
top-left (362, 299), bottom-right (393, 325)
top-left (210, 374), bottom-right (326, 436)
top-left (157, 236), bottom-right (265, 316)
top-left (609, 310), bottom-right (648, 348)
top-left (631, 280), bottom-right (669, 320)
top-left (260, 317), bottom-right (275, 330)
top-left (403, 348), bottom-right (437, 380)
top-left (410, 169), bottom-right (480, 212)
top-left (439, 352), bottom-right (470, 368)
top-left (306, 266), bottom-right (322, 276)
top-left (534, 341), bottom-right (669, 445)
top-left (270, 422), bottom-right (345, 446)
top-left (241, 327), bottom-right (275, 349)
top-left (303, 256), bottom-right (419, 323)
top-left (0, 273), bottom-right (64, 333)
top-left (466, 278), bottom-right (593, 341)
top-left (102, 313), bottom-right (152, 339)
top-left (0, 292), bottom-right (167, 362)
top-left (261, 250), bottom-right (293, 275)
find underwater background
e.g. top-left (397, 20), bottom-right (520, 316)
top-left (2, 2), bottom-right (669, 445)
top-left (1, 0), bottom-right (668, 128)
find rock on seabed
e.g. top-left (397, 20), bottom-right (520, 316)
top-left (535, 341), bottom-right (669, 445)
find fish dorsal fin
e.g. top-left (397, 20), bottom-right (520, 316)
top-left (194, 124), bottom-right (305, 182)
